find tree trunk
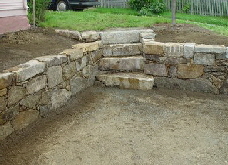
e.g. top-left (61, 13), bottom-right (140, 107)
top-left (171, 0), bottom-right (176, 25)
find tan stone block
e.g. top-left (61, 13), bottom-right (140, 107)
top-left (0, 122), bottom-right (14, 140)
top-left (60, 49), bottom-right (84, 61)
top-left (165, 43), bottom-right (184, 57)
top-left (0, 73), bottom-right (14, 90)
top-left (11, 110), bottom-right (39, 130)
top-left (0, 88), bottom-right (7, 97)
top-left (8, 86), bottom-right (26, 106)
top-left (72, 41), bottom-right (101, 52)
top-left (177, 64), bottom-right (204, 79)
top-left (143, 42), bottom-right (165, 55)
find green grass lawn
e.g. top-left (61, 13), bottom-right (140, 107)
top-left (40, 8), bottom-right (228, 36)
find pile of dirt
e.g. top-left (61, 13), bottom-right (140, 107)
top-left (0, 28), bottom-right (79, 72)
top-left (153, 24), bottom-right (228, 46)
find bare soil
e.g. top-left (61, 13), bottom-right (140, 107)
top-left (0, 28), bottom-right (78, 72)
top-left (0, 86), bottom-right (227, 165)
top-left (153, 24), bottom-right (228, 46)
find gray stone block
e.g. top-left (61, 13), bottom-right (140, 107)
top-left (184, 43), bottom-right (195, 58)
top-left (0, 122), bottom-right (14, 140)
top-left (8, 86), bottom-right (26, 106)
top-left (165, 43), bottom-right (184, 57)
top-left (144, 63), bottom-right (168, 77)
top-left (47, 66), bottom-right (63, 88)
top-left (81, 31), bottom-right (100, 42)
top-left (36, 55), bottom-right (68, 67)
top-left (70, 76), bottom-right (87, 95)
top-left (195, 45), bottom-right (226, 53)
top-left (26, 75), bottom-right (47, 94)
top-left (194, 53), bottom-right (215, 65)
top-left (20, 93), bottom-right (41, 109)
top-left (51, 89), bottom-right (71, 109)
top-left (62, 62), bottom-right (76, 80)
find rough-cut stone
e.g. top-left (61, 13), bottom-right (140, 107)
top-left (195, 45), bottom-right (226, 53)
top-left (101, 30), bottom-right (141, 44)
top-left (184, 43), bottom-right (195, 58)
top-left (0, 122), bottom-right (14, 140)
top-left (36, 55), bottom-right (68, 67)
top-left (76, 56), bottom-right (88, 71)
top-left (154, 77), bottom-right (218, 94)
top-left (140, 32), bottom-right (156, 40)
top-left (11, 110), bottom-right (39, 130)
top-left (168, 66), bottom-right (177, 78)
top-left (72, 41), bottom-right (101, 52)
top-left (143, 42), bottom-right (165, 56)
top-left (40, 91), bottom-right (51, 105)
top-left (0, 104), bottom-right (20, 125)
top-left (26, 75), bottom-right (47, 94)
top-left (47, 66), bottom-right (63, 88)
top-left (8, 86), bottom-right (26, 106)
top-left (39, 105), bottom-right (51, 117)
top-left (60, 49), bottom-right (84, 61)
top-left (97, 73), bottom-right (154, 90)
top-left (164, 57), bottom-right (187, 65)
top-left (165, 43), bottom-right (184, 57)
top-left (144, 55), bottom-right (160, 62)
top-left (89, 50), bottom-right (103, 63)
top-left (194, 53), bottom-right (215, 65)
top-left (103, 43), bottom-right (142, 57)
top-left (51, 89), bottom-right (71, 109)
top-left (220, 78), bottom-right (228, 94)
top-left (177, 64), bottom-right (204, 79)
top-left (144, 63), bottom-right (168, 77)
top-left (20, 93), bottom-right (41, 109)
top-left (62, 62), bottom-right (76, 80)
top-left (70, 76), bottom-right (87, 95)
top-left (0, 73), bottom-right (14, 90)
top-left (0, 88), bottom-right (7, 97)
top-left (81, 31), bottom-right (100, 42)
top-left (13, 60), bottom-right (45, 82)
top-left (99, 56), bottom-right (144, 71)
top-left (55, 29), bottom-right (81, 40)
top-left (0, 97), bottom-right (6, 113)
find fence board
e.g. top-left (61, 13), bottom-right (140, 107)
top-left (97, 0), bottom-right (228, 16)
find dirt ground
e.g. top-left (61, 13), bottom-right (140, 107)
top-left (0, 86), bottom-right (227, 165)
top-left (1, 24), bottom-right (228, 72)
top-left (0, 28), bottom-right (78, 72)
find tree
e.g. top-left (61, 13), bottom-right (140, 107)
top-left (171, 0), bottom-right (176, 25)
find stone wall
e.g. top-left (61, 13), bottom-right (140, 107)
top-left (0, 40), bottom-right (102, 140)
top-left (143, 41), bottom-right (228, 94)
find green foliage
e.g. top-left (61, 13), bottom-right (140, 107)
top-left (139, 2), bottom-right (166, 16)
top-left (28, 0), bottom-right (49, 24)
top-left (128, 0), bottom-right (150, 11)
top-left (182, 3), bottom-right (191, 13)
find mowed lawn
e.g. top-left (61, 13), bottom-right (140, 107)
top-left (40, 8), bottom-right (228, 36)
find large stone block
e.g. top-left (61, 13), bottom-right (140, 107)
top-left (81, 31), bottom-right (100, 42)
top-left (60, 49), bottom-right (84, 61)
top-left (154, 77), bottom-right (218, 94)
top-left (70, 76), bottom-right (87, 95)
top-left (194, 53), bottom-right (215, 65)
top-left (184, 43), bottom-right (195, 58)
top-left (8, 86), bottom-right (26, 106)
top-left (36, 55), bottom-right (68, 67)
top-left (195, 45), bottom-right (226, 53)
top-left (140, 32), bottom-right (156, 40)
top-left (165, 43), bottom-right (184, 57)
top-left (76, 56), bottom-right (88, 71)
top-left (89, 49), bottom-right (103, 63)
top-left (13, 60), bottom-right (45, 82)
top-left (11, 110), bottom-right (39, 130)
top-left (144, 63), bottom-right (168, 77)
top-left (26, 75), bottom-right (47, 94)
top-left (143, 42), bottom-right (165, 56)
top-left (51, 89), bottom-right (71, 109)
top-left (101, 30), bottom-right (141, 44)
top-left (0, 122), bottom-right (14, 140)
top-left (62, 62), bottom-right (76, 80)
top-left (47, 66), bottom-right (63, 88)
top-left (20, 93), bottom-right (41, 109)
top-left (177, 64), bottom-right (204, 79)
top-left (72, 41), bottom-right (101, 52)
top-left (55, 29), bottom-right (81, 40)
top-left (99, 56), bottom-right (144, 71)
top-left (97, 73), bottom-right (154, 90)
top-left (0, 73), bottom-right (14, 90)
top-left (103, 43), bottom-right (142, 57)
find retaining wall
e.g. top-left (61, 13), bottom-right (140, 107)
top-left (1, 29), bottom-right (228, 140)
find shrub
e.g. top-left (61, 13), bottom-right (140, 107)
top-left (182, 3), bottom-right (191, 13)
top-left (27, 0), bottom-right (49, 24)
top-left (128, 0), bottom-right (151, 11)
top-left (139, 2), bottom-right (166, 16)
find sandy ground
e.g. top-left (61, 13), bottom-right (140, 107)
top-left (0, 86), bottom-right (228, 165)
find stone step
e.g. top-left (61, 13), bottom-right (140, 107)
top-left (99, 56), bottom-right (145, 71)
top-left (96, 73), bottom-right (154, 90)
top-left (103, 43), bottom-right (142, 57)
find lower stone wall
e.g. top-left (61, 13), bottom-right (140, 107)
top-left (143, 41), bottom-right (228, 94)
top-left (0, 41), bottom-right (102, 140)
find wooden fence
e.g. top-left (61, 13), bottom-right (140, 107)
top-left (97, 0), bottom-right (228, 16)
top-left (164, 0), bottom-right (228, 16)
top-left (98, 0), bottom-right (129, 8)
